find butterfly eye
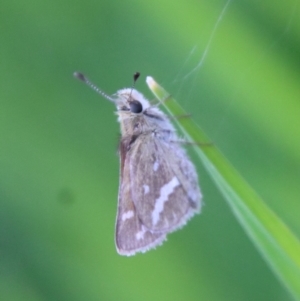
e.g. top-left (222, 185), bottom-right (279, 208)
top-left (129, 100), bottom-right (143, 113)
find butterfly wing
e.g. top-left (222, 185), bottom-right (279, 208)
top-left (115, 137), bottom-right (166, 256)
top-left (129, 134), bottom-right (201, 233)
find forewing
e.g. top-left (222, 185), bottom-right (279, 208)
top-left (115, 138), bottom-right (166, 256)
top-left (129, 135), bottom-right (201, 232)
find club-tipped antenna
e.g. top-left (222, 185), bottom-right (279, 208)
top-left (129, 72), bottom-right (140, 99)
top-left (133, 72), bottom-right (140, 83)
top-left (73, 72), bottom-right (115, 102)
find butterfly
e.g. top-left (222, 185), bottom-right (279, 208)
top-left (74, 72), bottom-right (202, 256)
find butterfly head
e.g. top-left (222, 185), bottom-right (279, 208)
top-left (114, 88), bottom-right (151, 114)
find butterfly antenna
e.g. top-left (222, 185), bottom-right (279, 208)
top-left (129, 72), bottom-right (140, 99)
top-left (73, 72), bottom-right (115, 102)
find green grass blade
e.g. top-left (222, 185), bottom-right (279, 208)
top-left (146, 76), bottom-right (300, 300)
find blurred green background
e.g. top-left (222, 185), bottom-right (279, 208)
top-left (1, 0), bottom-right (299, 300)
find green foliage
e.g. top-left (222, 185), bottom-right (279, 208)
top-left (148, 77), bottom-right (300, 300)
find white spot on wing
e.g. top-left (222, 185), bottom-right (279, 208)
top-left (152, 177), bottom-right (180, 226)
top-left (122, 210), bottom-right (134, 221)
top-left (153, 161), bottom-right (159, 171)
top-left (143, 185), bottom-right (150, 195)
top-left (136, 225), bottom-right (147, 240)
